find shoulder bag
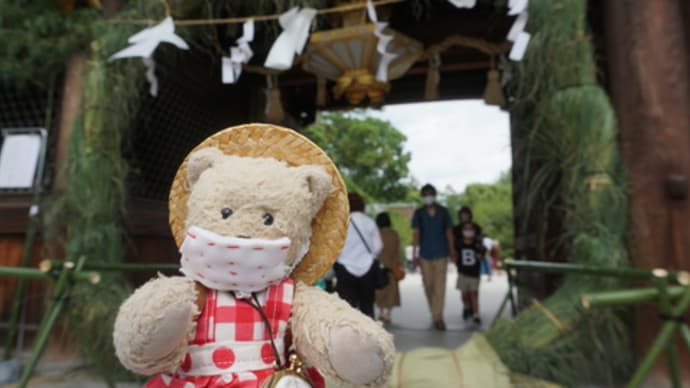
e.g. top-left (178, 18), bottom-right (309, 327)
top-left (351, 218), bottom-right (390, 289)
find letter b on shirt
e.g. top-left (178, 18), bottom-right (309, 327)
top-left (461, 249), bottom-right (476, 266)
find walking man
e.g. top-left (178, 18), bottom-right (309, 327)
top-left (412, 183), bottom-right (457, 330)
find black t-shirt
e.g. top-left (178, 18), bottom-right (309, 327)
top-left (453, 226), bottom-right (485, 277)
top-left (471, 222), bottom-right (483, 237)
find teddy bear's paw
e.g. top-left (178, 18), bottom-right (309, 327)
top-left (327, 325), bottom-right (386, 385)
top-left (144, 303), bottom-right (196, 360)
top-left (113, 276), bottom-right (199, 375)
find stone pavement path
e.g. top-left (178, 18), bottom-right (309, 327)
top-left (7, 268), bottom-right (510, 387)
top-left (387, 267), bottom-right (510, 352)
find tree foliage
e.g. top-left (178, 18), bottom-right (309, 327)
top-left (441, 172), bottom-right (514, 258)
top-left (388, 209), bottom-right (413, 248)
top-left (303, 111), bottom-right (411, 201)
top-left (0, 0), bottom-right (97, 86)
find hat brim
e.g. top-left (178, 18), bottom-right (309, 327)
top-left (169, 123), bottom-right (349, 285)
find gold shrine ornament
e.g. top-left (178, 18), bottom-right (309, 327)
top-left (302, 2), bottom-right (422, 106)
top-left (333, 69), bottom-right (389, 105)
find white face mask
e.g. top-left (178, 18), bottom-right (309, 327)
top-left (423, 195), bottom-right (435, 205)
top-left (179, 226), bottom-right (308, 298)
top-left (462, 230), bottom-right (475, 239)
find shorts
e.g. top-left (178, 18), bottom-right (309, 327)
top-left (456, 274), bottom-right (479, 292)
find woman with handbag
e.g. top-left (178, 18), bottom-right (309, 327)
top-left (375, 212), bottom-right (404, 324)
top-left (333, 193), bottom-right (383, 318)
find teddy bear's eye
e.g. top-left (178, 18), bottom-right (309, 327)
top-left (221, 208), bottom-right (233, 219)
top-left (262, 212), bottom-right (274, 226)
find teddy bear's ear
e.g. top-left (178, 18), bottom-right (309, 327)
top-left (186, 147), bottom-right (224, 188)
top-left (295, 165), bottom-right (333, 215)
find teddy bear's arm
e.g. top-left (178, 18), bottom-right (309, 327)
top-left (290, 282), bottom-right (395, 387)
top-left (113, 276), bottom-right (200, 375)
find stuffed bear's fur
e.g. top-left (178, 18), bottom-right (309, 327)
top-left (113, 147), bottom-right (395, 386)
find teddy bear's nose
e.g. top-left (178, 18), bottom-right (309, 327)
top-left (236, 235), bottom-right (251, 239)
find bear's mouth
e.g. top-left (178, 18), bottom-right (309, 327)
top-left (236, 235), bottom-right (251, 239)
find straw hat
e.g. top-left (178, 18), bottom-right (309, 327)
top-left (169, 123), bottom-right (349, 284)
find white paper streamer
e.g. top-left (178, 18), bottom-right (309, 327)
top-left (109, 17), bottom-right (189, 96)
top-left (142, 58), bottom-right (158, 96)
top-left (509, 31), bottom-right (530, 61)
top-left (109, 17), bottom-right (189, 60)
top-left (366, 0), bottom-right (398, 82)
top-left (507, 11), bottom-right (528, 42)
top-left (508, 0), bottom-right (528, 15)
top-left (448, 0), bottom-right (477, 8)
top-left (264, 7), bottom-right (317, 70)
top-left (506, 0), bottom-right (530, 61)
top-left (222, 20), bottom-right (255, 84)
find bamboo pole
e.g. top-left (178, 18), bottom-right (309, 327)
top-left (15, 257), bottom-right (99, 387)
top-left (626, 285), bottom-right (690, 388)
top-left (680, 324), bottom-right (690, 354)
top-left (491, 290), bottom-right (511, 327)
top-left (0, 264), bottom-right (99, 284)
top-left (582, 286), bottom-right (686, 308)
top-left (652, 271), bottom-right (681, 388)
top-left (4, 125), bottom-right (50, 361)
top-left (504, 259), bottom-right (679, 281)
top-left (16, 258), bottom-right (86, 387)
top-left (83, 262), bottom-right (179, 272)
top-left (490, 269), bottom-right (517, 328)
top-left (506, 269), bottom-right (517, 316)
top-left (0, 266), bottom-right (51, 280)
top-left (38, 259), bottom-right (178, 273)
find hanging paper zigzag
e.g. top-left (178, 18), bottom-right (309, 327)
top-left (109, 16), bottom-right (189, 96)
top-left (366, 0), bottom-right (398, 82)
top-left (222, 20), bottom-right (255, 84)
top-left (447, 0), bottom-right (477, 8)
top-left (107, 3), bottom-right (515, 93)
top-left (507, 0), bottom-right (530, 61)
top-left (264, 7), bottom-right (317, 70)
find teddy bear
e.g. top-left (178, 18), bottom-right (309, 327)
top-left (113, 124), bottom-right (395, 388)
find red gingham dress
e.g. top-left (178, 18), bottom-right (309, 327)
top-left (146, 278), bottom-right (324, 388)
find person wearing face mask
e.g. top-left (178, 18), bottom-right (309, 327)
top-left (453, 221), bottom-right (486, 325)
top-left (458, 206), bottom-right (483, 237)
top-left (458, 206), bottom-right (491, 280)
top-left (411, 183), bottom-right (457, 331)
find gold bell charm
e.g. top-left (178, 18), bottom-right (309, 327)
top-left (261, 353), bottom-right (313, 388)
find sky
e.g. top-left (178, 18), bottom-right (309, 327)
top-left (365, 99), bottom-right (512, 193)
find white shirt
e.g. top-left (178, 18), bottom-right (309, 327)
top-left (483, 236), bottom-right (494, 257)
top-left (336, 212), bottom-right (383, 277)
top-left (483, 236), bottom-right (493, 251)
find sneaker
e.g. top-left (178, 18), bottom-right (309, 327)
top-left (473, 316), bottom-right (481, 325)
top-left (434, 320), bottom-right (447, 331)
top-left (462, 308), bottom-right (470, 320)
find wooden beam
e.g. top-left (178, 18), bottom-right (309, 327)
top-left (279, 61), bottom-right (491, 87)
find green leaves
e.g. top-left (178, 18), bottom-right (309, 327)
top-left (302, 111), bottom-right (412, 202)
top-left (442, 176), bottom-right (515, 258)
top-left (0, 1), bottom-right (97, 86)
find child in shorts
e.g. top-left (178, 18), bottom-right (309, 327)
top-left (453, 221), bottom-right (486, 325)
